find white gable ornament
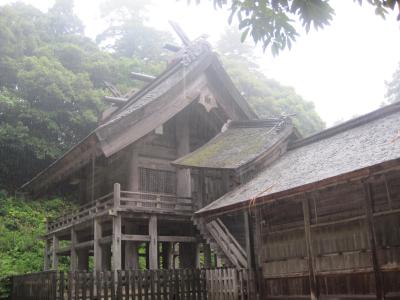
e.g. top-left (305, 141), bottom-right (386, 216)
top-left (198, 91), bottom-right (218, 112)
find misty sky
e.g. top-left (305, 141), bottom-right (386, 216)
top-left (2, 0), bottom-right (400, 126)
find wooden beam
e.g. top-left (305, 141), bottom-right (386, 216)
top-left (44, 239), bottom-right (51, 271)
top-left (203, 243), bottom-right (212, 268)
top-left (176, 110), bottom-right (192, 200)
top-left (104, 96), bottom-right (127, 105)
top-left (112, 215), bottom-right (122, 270)
top-left (70, 228), bottom-right (77, 271)
top-left (94, 218), bottom-right (102, 272)
top-left (164, 43), bottom-right (181, 52)
top-left (56, 246), bottom-right (70, 256)
top-left (169, 21), bottom-right (191, 46)
top-left (158, 236), bottom-right (197, 243)
top-left (243, 211), bottom-right (253, 269)
top-left (363, 183), bottom-right (385, 300)
top-left (124, 221), bottom-right (139, 270)
top-left (114, 183), bottom-right (121, 208)
top-left (149, 215), bottom-right (158, 269)
top-left (52, 235), bottom-right (59, 270)
top-left (302, 197), bottom-right (319, 300)
top-left (99, 235), bottom-right (112, 245)
top-left (77, 249), bottom-right (89, 271)
top-left (383, 175), bottom-right (393, 210)
top-left (122, 234), bottom-right (150, 242)
top-left (75, 240), bottom-right (94, 250)
top-left (127, 146), bottom-right (139, 191)
top-left (130, 72), bottom-right (155, 82)
top-left (104, 81), bottom-right (123, 97)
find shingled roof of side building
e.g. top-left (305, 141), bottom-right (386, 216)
top-left (173, 117), bottom-right (298, 170)
top-left (196, 102), bottom-right (400, 216)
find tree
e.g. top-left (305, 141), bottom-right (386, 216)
top-left (216, 29), bottom-right (325, 135)
top-left (97, 0), bottom-right (174, 61)
top-left (0, 1), bottom-right (171, 191)
top-left (386, 62), bottom-right (400, 103)
top-left (192, 0), bottom-right (400, 55)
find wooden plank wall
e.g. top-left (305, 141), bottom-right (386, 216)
top-left (257, 170), bottom-right (400, 299)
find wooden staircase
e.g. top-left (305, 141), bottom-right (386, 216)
top-left (194, 217), bottom-right (248, 269)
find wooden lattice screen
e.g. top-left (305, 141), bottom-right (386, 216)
top-left (139, 168), bottom-right (176, 194)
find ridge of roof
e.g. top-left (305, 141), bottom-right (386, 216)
top-left (102, 38), bottom-right (213, 124)
top-left (290, 102), bottom-right (400, 150)
top-left (229, 117), bottom-right (288, 128)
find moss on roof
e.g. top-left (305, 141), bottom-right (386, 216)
top-left (174, 119), bottom-right (292, 169)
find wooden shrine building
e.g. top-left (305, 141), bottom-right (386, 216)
top-left (20, 26), bottom-right (400, 299)
top-left (183, 103), bottom-right (400, 299)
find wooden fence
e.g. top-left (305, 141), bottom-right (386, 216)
top-left (11, 268), bottom-right (256, 300)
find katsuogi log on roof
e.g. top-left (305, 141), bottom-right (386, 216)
top-left (197, 102), bottom-right (400, 215)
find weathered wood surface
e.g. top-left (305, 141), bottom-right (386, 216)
top-left (11, 268), bottom-right (256, 300)
top-left (257, 171), bottom-right (400, 299)
top-left (47, 188), bottom-right (194, 234)
top-left (206, 218), bottom-right (248, 269)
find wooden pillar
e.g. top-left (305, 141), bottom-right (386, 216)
top-left (203, 244), bottom-right (212, 268)
top-left (243, 211), bottom-right (253, 269)
top-left (161, 242), bottom-right (171, 269)
top-left (102, 245), bottom-right (112, 271)
top-left (112, 216), bottom-right (122, 270)
top-left (198, 169), bottom-right (207, 210)
top-left (70, 228), bottom-right (78, 271)
top-left (125, 222), bottom-right (139, 270)
top-left (127, 146), bottom-right (140, 191)
top-left (125, 242), bottom-right (139, 269)
top-left (52, 234), bottom-right (59, 270)
top-left (145, 243), bottom-right (150, 269)
top-left (363, 183), bottom-right (385, 300)
top-left (195, 243), bottom-right (202, 268)
top-left (79, 165), bottom-right (89, 204)
top-left (112, 183), bottom-right (122, 270)
top-left (302, 197), bottom-right (319, 300)
top-left (179, 243), bottom-right (197, 268)
top-left (78, 249), bottom-right (89, 271)
top-left (176, 112), bottom-right (191, 199)
top-left (216, 255), bottom-right (222, 267)
top-left (44, 239), bottom-right (51, 271)
top-left (94, 218), bottom-right (102, 271)
top-left (149, 215), bottom-right (158, 269)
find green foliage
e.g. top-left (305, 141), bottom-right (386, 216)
top-left (0, 1), bottom-right (167, 191)
top-left (386, 62), bottom-right (400, 104)
top-left (217, 29), bottom-right (325, 136)
top-left (191, 0), bottom-right (399, 55)
top-left (97, 0), bottom-right (174, 61)
top-left (0, 192), bottom-right (75, 296)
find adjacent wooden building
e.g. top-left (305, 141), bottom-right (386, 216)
top-left (21, 28), bottom-right (400, 299)
top-left (189, 104), bottom-right (400, 299)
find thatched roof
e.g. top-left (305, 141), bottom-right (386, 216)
top-left (197, 103), bottom-right (400, 216)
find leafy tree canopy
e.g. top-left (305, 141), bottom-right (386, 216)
top-left (0, 0), bottom-right (168, 191)
top-left (97, 0), bottom-right (174, 61)
top-left (191, 0), bottom-right (400, 55)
